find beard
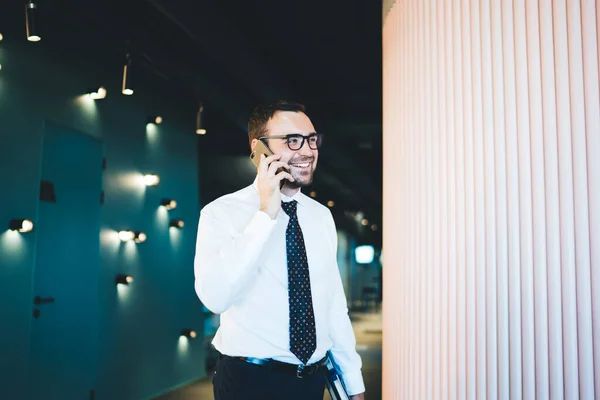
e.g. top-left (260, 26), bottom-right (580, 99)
top-left (285, 157), bottom-right (316, 188)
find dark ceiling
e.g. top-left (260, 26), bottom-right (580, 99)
top-left (3, 0), bottom-right (383, 246)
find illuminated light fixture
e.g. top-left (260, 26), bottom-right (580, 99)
top-left (0, 33), bottom-right (3, 41)
top-left (25, 1), bottom-right (41, 42)
top-left (160, 199), bottom-right (177, 210)
top-left (361, 219), bottom-right (369, 226)
top-left (118, 230), bottom-right (135, 242)
top-left (87, 87), bottom-right (107, 100)
top-left (147, 116), bottom-right (163, 125)
top-left (309, 191), bottom-right (317, 198)
top-left (143, 174), bottom-right (160, 186)
top-left (355, 245), bottom-right (375, 264)
top-left (9, 218), bottom-right (34, 232)
top-left (169, 219), bottom-right (184, 229)
top-left (122, 53), bottom-right (133, 95)
top-left (115, 274), bottom-right (134, 285)
top-left (180, 329), bottom-right (197, 339)
top-left (371, 224), bottom-right (378, 231)
top-left (327, 200), bottom-right (335, 207)
top-left (195, 104), bottom-right (206, 134)
top-left (133, 231), bottom-right (146, 243)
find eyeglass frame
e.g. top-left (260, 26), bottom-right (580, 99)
top-left (258, 133), bottom-right (324, 151)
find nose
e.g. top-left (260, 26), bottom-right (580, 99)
top-left (298, 138), bottom-right (314, 156)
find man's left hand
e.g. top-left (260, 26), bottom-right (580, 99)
top-left (350, 393), bottom-right (365, 400)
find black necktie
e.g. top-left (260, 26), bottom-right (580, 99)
top-left (281, 200), bottom-right (316, 365)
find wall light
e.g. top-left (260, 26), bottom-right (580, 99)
top-left (327, 200), bottom-right (335, 207)
top-left (180, 329), bottom-right (197, 339)
top-left (25, 2), bottom-right (41, 42)
top-left (361, 219), bottom-right (369, 226)
top-left (122, 54), bottom-right (133, 95)
top-left (169, 219), bottom-right (184, 229)
top-left (9, 219), bottom-right (34, 232)
top-left (355, 245), bottom-right (375, 264)
top-left (196, 104), bottom-right (206, 134)
top-left (160, 199), bottom-right (177, 210)
top-left (115, 274), bottom-right (134, 285)
top-left (118, 230), bottom-right (135, 242)
top-left (87, 87), bottom-right (107, 100)
top-left (147, 116), bottom-right (163, 125)
top-left (143, 174), bottom-right (160, 186)
top-left (309, 191), bottom-right (317, 198)
top-left (134, 231), bottom-right (146, 243)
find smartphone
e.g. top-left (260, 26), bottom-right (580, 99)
top-left (250, 140), bottom-right (287, 188)
top-left (250, 140), bottom-right (274, 168)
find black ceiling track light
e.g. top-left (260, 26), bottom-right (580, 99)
top-left (25, 1), bottom-right (41, 42)
top-left (122, 53), bottom-right (133, 95)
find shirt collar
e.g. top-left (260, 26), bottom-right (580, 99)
top-left (252, 175), bottom-right (306, 206)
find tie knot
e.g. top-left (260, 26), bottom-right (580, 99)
top-left (281, 200), bottom-right (298, 217)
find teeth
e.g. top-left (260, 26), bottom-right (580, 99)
top-left (292, 162), bottom-right (310, 167)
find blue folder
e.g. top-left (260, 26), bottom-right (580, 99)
top-left (324, 351), bottom-right (350, 400)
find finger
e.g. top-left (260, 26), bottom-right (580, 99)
top-left (267, 161), bottom-right (291, 176)
top-left (275, 171), bottom-right (295, 182)
top-left (259, 154), bottom-right (281, 175)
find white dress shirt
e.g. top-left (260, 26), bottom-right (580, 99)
top-left (194, 177), bottom-right (365, 395)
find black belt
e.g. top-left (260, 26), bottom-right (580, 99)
top-left (219, 353), bottom-right (328, 379)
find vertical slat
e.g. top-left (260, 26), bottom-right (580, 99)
top-left (539, 0), bottom-right (566, 398)
top-left (512, 0), bottom-right (537, 398)
top-left (469, 0), bottom-right (488, 398)
top-left (525, 0), bottom-right (551, 397)
top-left (491, 0), bottom-right (511, 397)
top-left (424, 0), bottom-right (434, 397)
top-left (500, 0), bottom-right (525, 397)
top-left (437, 0), bottom-right (449, 395)
top-left (566, 0), bottom-right (596, 397)
top-left (552, 0), bottom-right (580, 398)
top-left (452, 0), bottom-right (468, 396)
top-left (581, 1), bottom-right (600, 398)
top-left (408, 0), bottom-right (416, 395)
top-left (480, 0), bottom-right (499, 397)
top-left (460, 0), bottom-right (477, 395)
top-left (399, 2), bottom-right (407, 396)
top-left (431, 0), bottom-right (441, 396)
top-left (444, 0), bottom-right (458, 396)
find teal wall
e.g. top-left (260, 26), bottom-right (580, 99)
top-left (0, 35), bottom-right (205, 399)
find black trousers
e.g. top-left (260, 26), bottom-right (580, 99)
top-left (213, 355), bottom-right (326, 400)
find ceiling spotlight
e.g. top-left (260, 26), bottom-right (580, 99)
top-left (88, 87), bottom-right (107, 100)
top-left (147, 116), bottom-right (163, 125)
top-left (0, 33), bottom-right (4, 41)
top-left (196, 104), bottom-right (206, 134)
top-left (25, 2), bottom-right (41, 42)
top-left (361, 219), bottom-right (369, 226)
top-left (118, 230), bottom-right (135, 242)
top-left (115, 274), bottom-right (134, 285)
top-left (180, 329), bottom-right (197, 339)
top-left (169, 219), bottom-right (184, 229)
top-left (160, 199), bottom-right (177, 210)
top-left (122, 54), bottom-right (133, 95)
top-left (9, 218), bottom-right (34, 232)
top-left (371, 224), bottom-right (378, 231)
top-left (134, 231), bottom-right (146, 243)
top-left (309, 191), bottom-right (317, 198)
top-left (327, 200), bottom-right (335, 207)
top-left (143, 174), bottom-right (160, 186)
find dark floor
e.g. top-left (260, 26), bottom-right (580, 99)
top-left (153, 312), bottom-right (382, 400)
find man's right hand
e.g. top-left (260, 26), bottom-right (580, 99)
top-left (257, 154), bottom-right (294, 220)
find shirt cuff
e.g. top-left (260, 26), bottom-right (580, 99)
top-left (243, 210), bottom-right (277, 237)
top-left (342, 370), bottom-right (366, 396)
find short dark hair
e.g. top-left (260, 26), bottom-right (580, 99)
top-left (248, 100), bottom-right (306, 147)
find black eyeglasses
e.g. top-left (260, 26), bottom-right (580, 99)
top-left (258, 133), bottom-right (324, 151)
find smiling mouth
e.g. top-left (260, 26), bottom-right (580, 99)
top-left (290, 162), bottom-right (311, 168)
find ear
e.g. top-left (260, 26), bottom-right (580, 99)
top-left (250, 138), bottom-right (258, 152)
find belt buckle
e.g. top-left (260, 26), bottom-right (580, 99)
top-left (296, 364), bottom-right (305, 379)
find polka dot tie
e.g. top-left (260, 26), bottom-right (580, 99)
top-left (281, 200), bottom-right (316, 365)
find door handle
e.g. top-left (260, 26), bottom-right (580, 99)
top-left (33, 296), bottom-right (54, 305)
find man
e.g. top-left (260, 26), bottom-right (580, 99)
top-left (194, 101), bottom-right (365, 400)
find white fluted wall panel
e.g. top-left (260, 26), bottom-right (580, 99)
top-left (382, 0), bottom-right (600, 399)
